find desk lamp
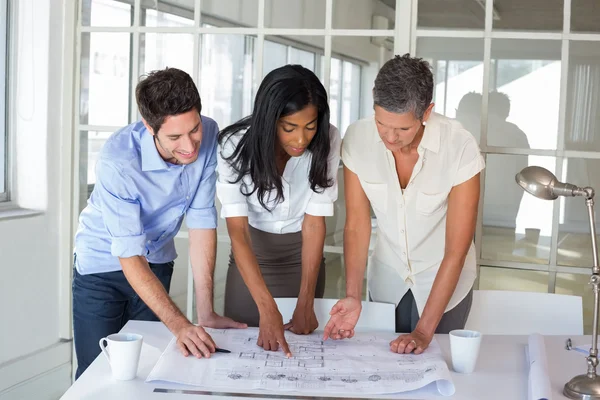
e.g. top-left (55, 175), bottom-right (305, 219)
top-left (516, 165), bottom-right (600, 399)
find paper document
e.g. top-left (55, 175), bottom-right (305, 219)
top-left (146, 328), bottom-right (455, 396)
top-left (527, 333), bottom-right (552, 400)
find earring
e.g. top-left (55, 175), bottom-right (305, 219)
top-left (422, 121), bottom-right (427, 126)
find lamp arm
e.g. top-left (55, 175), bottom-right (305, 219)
top-left (553, 182), bottom-right (587, 198)
top-left (586, 195), bottom-right (600, 379)
top-left (586, 193), bottom-right (599, 272)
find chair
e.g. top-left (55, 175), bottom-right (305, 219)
top-left (464, 290), bottom-right (583, 335)
top-left (274, 298), bottom-right (396, 332)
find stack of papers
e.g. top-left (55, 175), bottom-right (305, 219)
top-left (147, 328), bottom-right (455, 396)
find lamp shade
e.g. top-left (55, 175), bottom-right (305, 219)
top-left (515, 166), bottom-right (560, 200)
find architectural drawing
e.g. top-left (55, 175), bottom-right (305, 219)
top-left (240, 349), bottom-right (325, 368)
top-left (146, 328), bottom-right (455, 396)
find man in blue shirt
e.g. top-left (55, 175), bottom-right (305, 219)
top-left (73, 68), bottom-right (246, 379)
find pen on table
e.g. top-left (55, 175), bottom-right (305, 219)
top-left (565, 338), bottom-right (589, 355)
top-left (571, 347), bottom-right (589, 356)
top-left (214, 348), bottom-right (231, 354)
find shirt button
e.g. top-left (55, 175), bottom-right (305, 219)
top-left (186, 196), bottom-right (190, 200)
top-left (401, 229), bottom-right (405, 234)
top-left (147, 240), bottom-right (151, 244)
top-left (402, 251), bottom-right (406, 255)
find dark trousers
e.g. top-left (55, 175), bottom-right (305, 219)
top-left (395, 289), bottom-right (473, 334)
top-left (224, 226), bottom-right (326, 327)
top-left (72, 259), bottom-right (174, 379)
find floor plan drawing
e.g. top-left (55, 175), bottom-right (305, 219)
top-left (146, 328), bottom-right (455, 396)
top-left (240, 349), bottom-right (326, 368)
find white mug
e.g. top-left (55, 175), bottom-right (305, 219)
top-left (98, 333), bottom-right (143, 380)
top-left (449, 329), bottom-right (482, 374)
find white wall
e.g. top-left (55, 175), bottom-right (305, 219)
top-left (0, 0), bottom-right (73, 398)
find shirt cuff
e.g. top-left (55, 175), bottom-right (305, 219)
top-left (186, 206), bottom-right (218, 229)
top-left (110, 234), bottom-right (147, 258)
top-left (220, 203), bottom-right (249, 218)
top-left (305, 201), bottom-right (334, 217)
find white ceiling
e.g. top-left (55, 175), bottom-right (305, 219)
top-left (381, 0), bottom-right (600, 32)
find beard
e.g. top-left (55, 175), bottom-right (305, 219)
top-left (154, 135), bottom-right (179, 164)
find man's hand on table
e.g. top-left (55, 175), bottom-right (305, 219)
top-left (174, 322), bottom-right (217, 358)
top-left (173, 312), bottom-right (247, 358)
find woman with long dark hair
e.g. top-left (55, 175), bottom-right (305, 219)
top-left (217, 65), bottom-right (340, 355)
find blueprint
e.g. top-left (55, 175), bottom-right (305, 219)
top-left (146, 328), bottom-right (455, 396)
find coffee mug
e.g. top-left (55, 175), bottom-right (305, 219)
top-left (449, 329), bottom-right (482, 374)
top-left (98, 333), bottom-right (143, 380)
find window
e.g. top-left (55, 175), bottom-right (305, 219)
top-left (263, 40), bottom-right (288, 78)
top-left (75, 0), bottom-right (600, 334)
top-left (414, 0), bottom-right (600, 333)
top-left (329, 58), bottom-right (362, 135)
top-left (80, 1), bottom-right (363, 187)
top-left (289, 47), bottom-right (315, 71)
top-left (0, 0), bottom-right (8, 202)
top-left (77, 0), bottom-right (375, 318)
top-left (201, 33), bottom-right (254, 128)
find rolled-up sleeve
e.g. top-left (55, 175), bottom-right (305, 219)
top-left (306, 125), bottom-right (341, 217)
top-left (216, 134), bottom-right (249, 218)
top-left (95, 159), bottom-right (147, 258)
top-left (453, 136), bottom-right (486, 187)
top-left (186, 125), bottom-right (219, 229)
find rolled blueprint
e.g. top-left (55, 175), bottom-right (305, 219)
top-left (527, 333), bottom-right (552, 400)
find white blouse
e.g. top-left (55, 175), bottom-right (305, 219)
top-left (342, 113), bottom-right (485, 314)
top-left (216, 125), bottom-right (341, 234)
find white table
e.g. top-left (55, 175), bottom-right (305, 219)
top-left (60, 320), bottom-right (588, 400)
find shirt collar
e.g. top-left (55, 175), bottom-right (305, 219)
top-left (419, 112), bottom-right (441, 154)
top-left (140, 125), bottom-right (169, 172)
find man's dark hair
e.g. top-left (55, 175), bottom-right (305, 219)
top-left (135, 67), bottom-right (201, 134)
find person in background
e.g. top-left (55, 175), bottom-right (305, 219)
top-left (72, 68), bottom-right (245, 379)
top-left (487, 91), bottom-right (530, 242)
top-left (324, 54), bottom-right (484, 355)
top-left (217, 65), bottom-right (341, 356)
top-left (455, 91), bottom-right (482, 144)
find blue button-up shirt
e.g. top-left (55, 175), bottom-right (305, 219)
top-left (74, 117), bottom-right (219, 275)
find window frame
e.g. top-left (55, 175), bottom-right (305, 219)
top-left (81, 0), bottom-right (365, 191)
top-left (0, 0), bottom-right (9, 203)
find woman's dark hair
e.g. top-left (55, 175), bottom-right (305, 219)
top-left (135, 67), bottom-right (202, 134)
top-left (219, 64), bottom-right (332, 211)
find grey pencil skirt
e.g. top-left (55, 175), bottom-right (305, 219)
top-left (224, 225), bottom-right (326, 327)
